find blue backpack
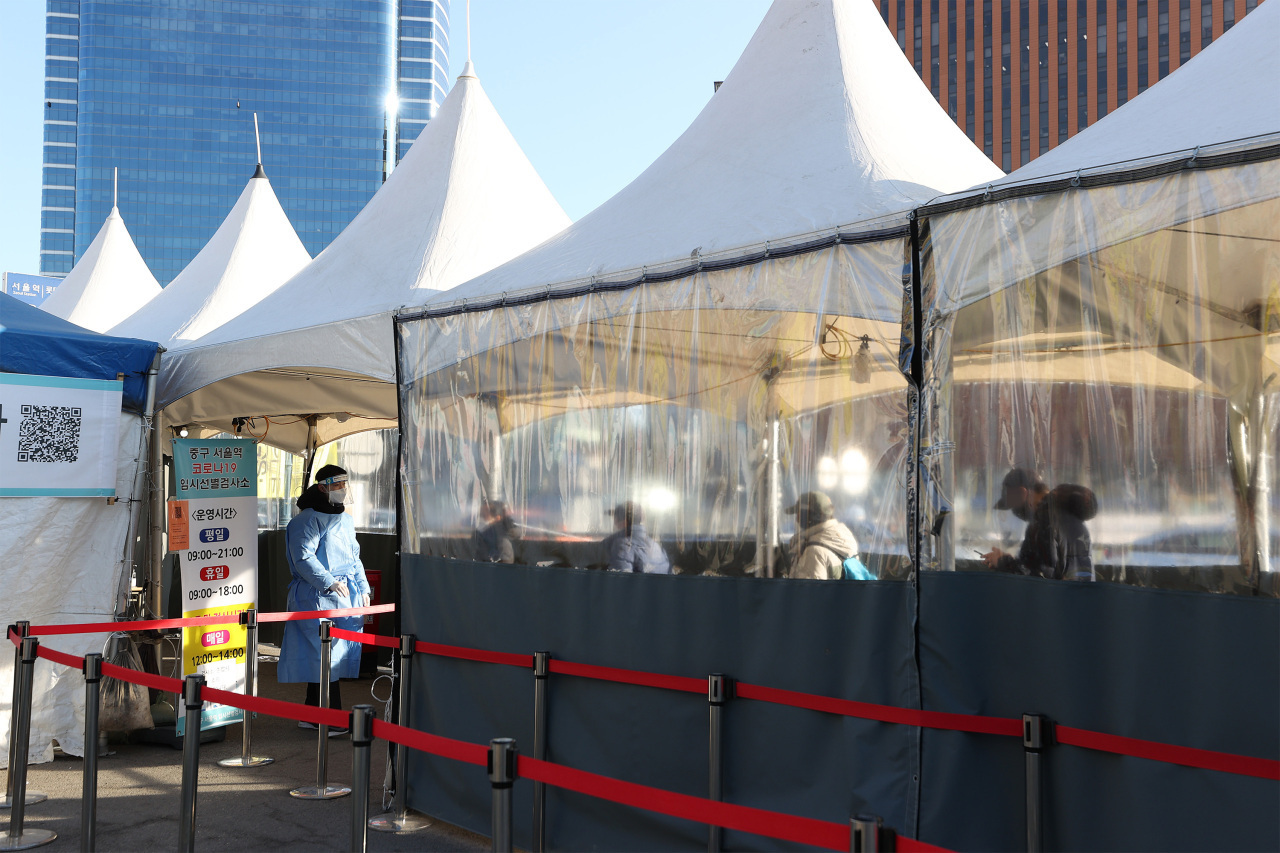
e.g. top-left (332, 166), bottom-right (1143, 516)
top-left (842, 554), bottom-right (875, 581)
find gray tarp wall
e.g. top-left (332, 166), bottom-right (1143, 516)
top-left (402, 560), bottom-right (1278, 851)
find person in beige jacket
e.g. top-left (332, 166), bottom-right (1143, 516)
top-left (785, 491), bottom-right (861, 580)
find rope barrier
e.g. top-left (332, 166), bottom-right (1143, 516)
top-left (20, 603), bottom-right (397, 636)
top-left (12, 615), bottom-right (1280, 782)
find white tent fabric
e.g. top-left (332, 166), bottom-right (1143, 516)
top-left (108, 171), bottom-right (310, 349)
top-left (0, 413), bottom-right (146, 766)
top-left (423, 0), bottom-right (1003, 315)
top-left (39, 207), bottom-right (162, 332)
top-left (157, 63), bottom-right (570, 452)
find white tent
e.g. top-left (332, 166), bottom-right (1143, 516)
top-left (422, 0), bottom-right (1001, 314)
top-left (916, 0), bottom-right (1280, 583)
top-left (394, 0), bottom-right (1003, 573)
top-left (39, 205), bottom-right (161, 333)
top-left (157, 62), bottom-right (571, 453)
top-left (108, 167), bottom-right (310, 349)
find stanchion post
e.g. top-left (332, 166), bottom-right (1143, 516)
top-left (707, 673), bottom-right (731, 853)
top-left (219, 609), bottom-right (272, 767)
top-left (1023, 713), bottom-right (1052, 853)
top-left (369, 634), bottom-right (430, 832)
top-left (289, 620), bottom-right (350, 800)
top-left (350, 705), bottom-right (374, 853)
top-left (1, 637), bottom-right (56, 850)
top-left (850, 815), bottom-right (895, 853)
top-left (80, 653), bottom-right (103, 853)
top-left (3, 622), bottom-right (46, 812)
top-left (531, 651), bottom-right (549, 853)
top-left (178, 674), bottom-right (205, 853)
top-left (488, 738), bottom-right (516, 853)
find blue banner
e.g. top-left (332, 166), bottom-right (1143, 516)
top-left (2, 272), bottom-right (61, 307)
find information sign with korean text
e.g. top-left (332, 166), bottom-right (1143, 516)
top-left (171, 438), bottom-right (257, 734)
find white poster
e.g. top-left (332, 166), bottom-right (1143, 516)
top-left (171, 438), bottom-right (258, 734)
top-left (0, 375), bottom-right (122, 497)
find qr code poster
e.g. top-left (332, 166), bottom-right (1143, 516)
top-left (0, 374), bottom-right (123, 497)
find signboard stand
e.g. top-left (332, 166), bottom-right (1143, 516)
top-left (170, 438), bottom-right (259, 737)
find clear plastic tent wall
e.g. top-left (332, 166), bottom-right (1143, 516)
top-left (398, 228), bottom-right (915, 579)
top-left (919, 149), bottom-right (1280, 596)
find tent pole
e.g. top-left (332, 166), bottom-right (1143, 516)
top-left (302, 416), bottom-right (319, 488)
top-left (145, 350), bottom-right (165, 619)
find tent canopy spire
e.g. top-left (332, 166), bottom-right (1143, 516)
top-left (252, 112), bottom-right (266, 179)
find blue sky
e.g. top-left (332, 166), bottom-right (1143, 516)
top-left (0, 0), bottom-right (772, 276)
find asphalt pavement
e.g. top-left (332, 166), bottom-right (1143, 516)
top-left (9, 656), bottom-right (488, 852)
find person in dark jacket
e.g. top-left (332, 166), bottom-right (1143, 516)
top-left (982, 467), bottom-right (1098, 580)
top-left (474, 499), bottom-right (516, 563)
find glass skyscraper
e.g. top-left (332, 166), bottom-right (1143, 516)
top-left (41, 1), bottom-right (450, 284)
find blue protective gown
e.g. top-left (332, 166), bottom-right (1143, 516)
top-left (277, 506), bottom-right (371, 682)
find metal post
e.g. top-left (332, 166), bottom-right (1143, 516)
top-left (530, 651), bottom-right (549, 853)
top-left (350, 705), bottom-right (374, 853)
top-left (707, 674), bottom-right (731, 853)
top-left (850, 815), bottom-right (895, 853)
top-left (0, 637), bottom-right (56, 850)
top-left (178, 674), bottom-right (205, 853)
top-left (369, 635), bottom-right (430, 831)
top-left (219, 610), bottom-right (272, 767)
top-left (80, 654), bottom-right (103, 853)
top-left (145, 350), bottom-right (165, 620)
top-left (1023, 714), bottom-right (1050, 853)
top-left (488, 738), bottom-right (516, 853)
top-left (290, 620), bottom-right (350, 799)
top-left (3, 623), bottom-right (45, 811)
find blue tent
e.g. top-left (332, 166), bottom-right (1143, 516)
top-left (0, 292), bottom-right (159, 412)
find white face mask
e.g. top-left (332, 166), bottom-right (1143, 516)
top-left (327, 487), bottom-right (347, 505)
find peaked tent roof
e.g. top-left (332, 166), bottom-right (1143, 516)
top-left (422, 0), bottom-right (1003, 313)
top-left (39, 206), bottom-right (162, 333)
top-left (157, 63), bottom-right (571, 451)
top-left (934, 0), bottom-right (1279, 198)
top-left (108, 169), bottom-right (311, 349)
top-left (1, 291), bottom-right (159, 412)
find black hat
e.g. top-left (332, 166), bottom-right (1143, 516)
top-left (994, 467), bottom-right (1045, 509)
top-left (314, 464), bottom-right (348, 484)
top-left (785, 491), bottom-right (835, 523)
top-left (610, 501), bottom-right (642, 525)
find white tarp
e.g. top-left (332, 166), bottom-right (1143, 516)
top-left (39, 207), bottom-right (161, 333)
top-left (157, 63), bottom-right (571, 452)
top-left (424, 0), bottom-right (1002, 315)
top-left (108, 171), bottom-right (310, 349)
top-left (0, 412), bottom-right (146, 766)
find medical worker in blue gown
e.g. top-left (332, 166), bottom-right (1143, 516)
top-left (278, 464), bottom-right (370, 731)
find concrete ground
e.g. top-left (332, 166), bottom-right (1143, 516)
top-left (9, 655), bottom-right (488, 852)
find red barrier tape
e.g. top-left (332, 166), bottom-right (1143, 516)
top-left (517, 753), bottom-right (849, 849)
top-left (203, 685), bottom-right (347, 729)
top-left (370, 717), bottom-right (488, 767)
top-left (35, 644), bottom-right (84, 671)
top-left (548, 659), bottom-right (706, 695)
top-left (1055, 725), bottom-right (1280, 782)
top-left (101, 661), bottom-right (183, 694)
top-left (21, 603), bottom-right (396, 637)
top-left (735, 683), bottom-right (1024, 738)
top-left (414, 640), bottom-right (533, 669)
top-left (330, 627), bottom-right (401, 649)
top-left (259, 603), bottom-right (396, 623)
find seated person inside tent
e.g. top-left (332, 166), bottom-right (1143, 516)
top-left (784, 491), bottom-right (865, 580)
top-left (981, 467), bottom-right (1097, 581)
top-left (474, 499), bottom-right (517, 563)
top-left (601, 501), bottom-right (671, 574)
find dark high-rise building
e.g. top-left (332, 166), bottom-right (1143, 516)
top-left (40, 1), bottom-right (450, 284)
top-left (878, 0), bottom-right (1264, 172)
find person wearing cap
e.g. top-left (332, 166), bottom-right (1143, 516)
top-left (602, 501), bottom-right (671, 574)
top-left (785, 491), bottom-right (861, 580)
top-left (278, 464), bottom-right (372, 729)
top-left (474, 499), bottom-right (517, 563)
top-left (982, 467), bottom-right (1098, 580)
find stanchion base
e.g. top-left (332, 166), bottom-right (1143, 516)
top-left (0, 828), bottom-right (57, 850)
top-left (368, 810), bottom-right (433, 833)
top-left (289, 784), bottom-right (351, 800)
top-left (217, 755), bottom-right (274, 767)
top-left (0, 791), bottom-right (48, 809)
